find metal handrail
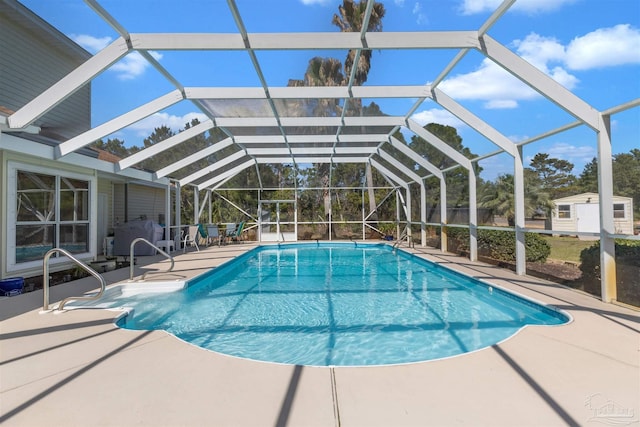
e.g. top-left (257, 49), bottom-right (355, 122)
top-left (392, 225), bottom-right (414, 252)
top-left (42, 248), bottom-right (106, 311)
top-left (129, 238), bottom-right (175, 280)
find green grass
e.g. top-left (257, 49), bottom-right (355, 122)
top-left (543, 236), bottom-right (595, 263)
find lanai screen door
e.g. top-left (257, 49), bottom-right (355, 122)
top-left (258, 200), bottom-right (297, 242)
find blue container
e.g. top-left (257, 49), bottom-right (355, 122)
top-left (0, 277), bottom-right (24, 297)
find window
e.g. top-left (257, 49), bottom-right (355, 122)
top-left (613, 203), bottom-right (625, 219)
top-left (9, 162), bottom-right (92, 268)
top-left (557, 204), bottom-right (571, 219)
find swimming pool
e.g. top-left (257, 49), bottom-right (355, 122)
top-left (118, 243), bottom-right (568, 366)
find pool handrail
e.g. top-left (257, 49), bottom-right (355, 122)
top-left (129, 237), bottom-right (175, 280)
top-left (42, 248), bottom-right (106, 311)
top-left (392, 225), bottom-right (415, 252)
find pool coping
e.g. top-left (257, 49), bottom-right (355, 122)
top-left (1, 242), bottom-right (638, 426)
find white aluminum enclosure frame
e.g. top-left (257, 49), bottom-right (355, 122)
top-left (3, 0), bottom-right (638, 303)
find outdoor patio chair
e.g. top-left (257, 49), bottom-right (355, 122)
top-left (182, 225), bottom-right (201, 253)
top-left (206, 224), bottom-right (222, 246)
top-left (228, 221), bottom-right (246, 244)
top-left (223, 223), bottom-right (236, 244)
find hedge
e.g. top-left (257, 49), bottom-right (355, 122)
top-left (579, 240), bottom-right (640, 305)
top-left (445, 228), bottom-right (550, 263)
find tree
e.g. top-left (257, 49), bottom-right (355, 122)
top-left (480, 172), bottom-right (553, 225)
top-left (576, 149), bottom-right (640, 220)
top-left (612, 149), bottom-right (640, 220)
top-left (288, 56), bottom-right (346, 219)
top-left (527, 153), bottom-right (576, 200)
top-left (91, 138), bottom-right (129, 158)
top-left (408, 123), bottom-right (480, 222)
top-left (480, 174), bottom-right (516, 225)
top-left (332, 0), bottom-right (386, 87)
top-left (332, 0), bottom-right (386, 221)
top-left (577, 157), bottom-right (598, 193)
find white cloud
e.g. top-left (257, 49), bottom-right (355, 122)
top-left (512, 33), bottom-right (579, 89)
top-left (439, 31), bottom-right (584, 108)
top-left (460, 0), bottom-right (577, 15)
top-left (127, 112), bottom-right (209, 137)
top-left (110, 51), bottom-right (163, 81)
top-left (513, 33), bottom-right (565, 66)
top-left (70, 34), bottom-right (112, 53)
top-left (412, 2), bottom-right (427, 25)
top-left (485, 99), bottom-right (518, 109)
top-left (395, 0), bottom-right (406, 6)
top-left (70, 33), bottom-right (162, 80)
top-left (565, 24), bottom-right (640, 70)
top-left (439, 58), bottom-right (538, 108)
top-left (411, 108), bottom-right (465, 128)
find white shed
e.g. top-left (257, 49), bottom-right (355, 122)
top-left (552, 192), bottom-right (634, 238)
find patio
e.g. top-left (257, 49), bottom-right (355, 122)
top-left (1, 244), bottom-right (637, 426)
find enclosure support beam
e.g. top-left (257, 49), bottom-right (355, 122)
top-left (198, 191), bottom-right (209, 220)
top-left (154, 138), bottom-right (234, 179)
top-left (57, 90), bottom-right (184, 158)
top-left (396, 191), bottom-right (401, 239)
top-left (514, 147), bottom-right (526, 275)
top-left (118, 119), bottom-right (214, 171)
top-left (7, 37), bottom-right (129, 129)
top-left (405, 120), bottom-right (476, 260)
top-left (597, 114), bottom-right (617, 302)
top-left (370, 159), bottom-right (411, 240)
top-left (175, 182), bottom-right (181, 245)
top-left (419, 182), bottom-right (426, 246)
top-left (165, 181), bottom-right (172, 247)
top-left (193, 187), bottom-right (199, 225)
top-left (379, 149), bottom-right (427, 246)
top-left (481, 35), bottom-right (599, 131)
top-left (440, 179), bottom-right (448, 253)
top-left (468, 170), bottom-right (478, 262)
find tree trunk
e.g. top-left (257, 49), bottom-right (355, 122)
top-left (366, 158), bottom-right (377, 225)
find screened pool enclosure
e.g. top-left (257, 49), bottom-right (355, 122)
top-left (1, 0), bottom-right (638, 305)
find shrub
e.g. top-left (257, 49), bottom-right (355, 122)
top-left (523, 232), bottom-right (552, 263)
top-left (478, 230), bottom-right (550, 263)
top-left (445, 227), bottom-right (470, 253)
top-left (580, 240), bottom-right (640, 305)
top-left (444, 227), bottom-right (550, 263)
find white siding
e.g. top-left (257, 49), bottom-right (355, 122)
top-left (113, 183), bottom-right (166, 225)
top-left (613, 201), bottom-right (634, 234)
top-left (127, 184), bottom-right (166, 225)
top-left (551, 193), bottom-right (634, 235)
top-left (97, 179), bottom-right (113, 227)
top-left (0, 8), bottom-right (90, 139)
top-left (113, 183), bottom-right (126, 225)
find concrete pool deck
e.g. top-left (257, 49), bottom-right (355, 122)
top-left (1, 242), bottom-right (638, 426)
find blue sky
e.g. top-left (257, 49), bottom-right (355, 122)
top-left (19, 0), bottom-right (640, 180)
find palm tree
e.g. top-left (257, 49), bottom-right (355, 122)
top-left (289, 57), bottom-right (346, 224)
top-left (332, 0), bottom-right (386, 87)
top-left (480, 173), bottom-right (554, 226)
top-left (332, 0), bottom-right (386, 222)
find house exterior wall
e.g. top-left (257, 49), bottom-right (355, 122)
top-left (113, 183), bottom-right (126, 226)
top-left (0, 0), bottom-right (90, 139)
top-left (0, 150), bottom-right (98, 279)
top-left (0, 150), bottom-right (6, 279)
top-left (97, 179), bottom-right (113, 231)
top-left (127, 183), bottom-right (167, 225)
top-left (113, 183), bottom-right (167, 226)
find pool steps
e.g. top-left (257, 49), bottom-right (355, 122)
top-left (63, 280), bottom-right (186, 310)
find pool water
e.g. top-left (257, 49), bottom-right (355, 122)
top-left (119, 243), bottom-right (568, 366)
